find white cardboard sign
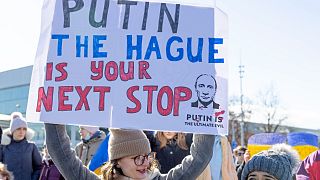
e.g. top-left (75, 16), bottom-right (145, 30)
top-left (27, 0), bottom-right (228, 135)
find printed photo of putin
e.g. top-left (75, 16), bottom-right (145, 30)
top-left (191, 74), bottom-right (220, 109)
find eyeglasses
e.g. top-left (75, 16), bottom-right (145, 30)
top-left (131, 152), bottom-right (154, 166)
top-left (237, 152), bottom-right (244, 156)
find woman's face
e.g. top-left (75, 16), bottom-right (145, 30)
top-left (12, 127), bottom-right (27, 141)
top-left (117, 154), bottom-right (150, 179)
top-left (234, 150), bottom-right (245, 163)
top-left (248, 171), bottom-right (277, 180)
top-left (79, 128), bottom-right (91, 140)
top-left (163, 132), bottom-right (177, 140)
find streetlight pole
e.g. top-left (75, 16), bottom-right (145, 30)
top-left (239, 64), bottom-right (245, 146)
top-left (231, 117), bottom-right (236, 147)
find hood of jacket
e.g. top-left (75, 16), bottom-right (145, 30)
top-left (1, 127), bottom-right (35, 145)
top-left (82, 130), bottom-right (106, 144)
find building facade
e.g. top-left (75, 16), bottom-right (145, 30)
top-left (0, 66), bottom-right (80, 148)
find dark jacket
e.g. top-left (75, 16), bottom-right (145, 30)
top-left (45, 124), bottom-right (215, 180)
top-left (147, 132), bottom-right (193, 173)
top-left (40, 158), bottom-right (65, 180)
top-left (191, 100), bottom-right (220, 109)
top-left (0, 129), bottom-right (42, 180)
top-left (0, 127), bottom-right (2, 144)
top-left (236, 161), bottom-right (246, 180)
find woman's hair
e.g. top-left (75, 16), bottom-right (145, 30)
top-left (101, 158), bottom-right (159, 180)
top-left (0, 163), bottom-right (13, 180)
top-left (233, 146), bottom-right (247, 155)
top-left (156, 132), bottom-right (189, 150)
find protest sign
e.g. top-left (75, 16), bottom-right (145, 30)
top-left (27, 0), bottom-right (228, 135)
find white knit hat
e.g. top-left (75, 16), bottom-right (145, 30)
top-left (79, 125), bottom-right (99, 134)
top-left (9, 112), bottom-right (28, 134)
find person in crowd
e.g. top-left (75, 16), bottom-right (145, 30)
top-left (233, 146), bottom-right (247, 171)
top-left (0, 162), bottom-right (13, 180)
top-left (147, 131), bottom-right (193, 173)
top-left (75, 125), bottom-right (106, 166)
top-left (45, 123), bottom-right (215, 179)
top-left (241, 144), bottom-right (300, 180)
top-left (0, 112), bottom-right (42, 180)
top-left (39, 144), bottom-right (64, 180)
top-left (236, 150), bottom-right (251, 179)
top-left (296, 150), bottom-right (320, 179)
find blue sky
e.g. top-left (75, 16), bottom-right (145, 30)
top-left (217, 0), bottom-right (320, 129)
top-left (0, 0), bottom-right (319, 129)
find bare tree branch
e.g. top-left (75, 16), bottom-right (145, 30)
top-left (257, 85), bottom-right (287, 133)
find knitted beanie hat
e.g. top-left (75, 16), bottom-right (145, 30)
top-left (108, 128), bottom-right (151, 161)
top-left (10, 112), bottom-right (28, 134)
top-left (79, 125), bottom-right (100, 134)
top-left (241, 144), bottom-right (300, 180)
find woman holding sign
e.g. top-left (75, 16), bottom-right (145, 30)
top-left (45, 124), bottom-right (215, 180)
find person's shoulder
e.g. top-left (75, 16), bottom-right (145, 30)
top-left (212, 101), bottom-right (220, 109)
top-left (185, 133), bottom-right (193, 147)
top-left (75, 142), bottom-right (83, 148)
top-left (24, 141), bottom-right (40, 153)
top-left (89, 132), bottom-right (106, 144)
top-left (148, 168), bottom-right (161, 179)
top-left (306, 150), bottom-right (320, 165)
top-left (191, 101), bottom-right (198, 107)
top-left (26, 140), bottom-right (37, 145)
top-left (1, 129), bottom-right (11, 145)
top-left (24, 141), bottom-right (38, 150)
top-left (310, 150), bottom-right (320, 160)
top-left (98, 131), bottom-right (106, 140)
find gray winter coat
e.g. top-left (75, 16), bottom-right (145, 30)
top-left (0, 129), bottom-right (42, 180)
top-left (75, 131), bottom-right (106, 166)
top-left (45, 124), bottom-right (215, 180)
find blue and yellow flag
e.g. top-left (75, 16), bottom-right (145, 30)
top-left (287, 132), bottom-right (318, 160)
top-left (88, 133), bottom-right (110, 175)
top-left (247, 133), bottom-right (286, 156)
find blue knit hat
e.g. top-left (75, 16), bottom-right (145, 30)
top-left (241, 144), bottom-right (299, 180)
